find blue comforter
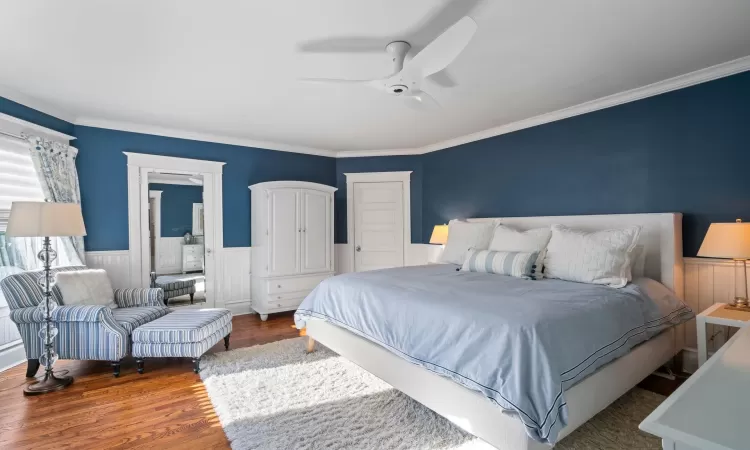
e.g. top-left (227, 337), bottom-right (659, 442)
top-left (294, 265), bottom-right (693, 444)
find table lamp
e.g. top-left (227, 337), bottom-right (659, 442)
top-left (697, 219), bottom-right (750, 311)
top-left (6, 201), bottom-right (87, 395)
top-left (430, 224), bottom-right (449, 245)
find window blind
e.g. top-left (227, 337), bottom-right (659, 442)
top-left (0, 135), bottom-right (44, 221)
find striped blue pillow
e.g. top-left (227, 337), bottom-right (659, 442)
top-left (460, 249), bottom-right (541, 280)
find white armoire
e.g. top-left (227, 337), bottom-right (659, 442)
top-left (249, 181), bottom-right (336, 321)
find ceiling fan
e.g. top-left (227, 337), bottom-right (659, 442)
top-left (301, 16), bottom-right (478, 111)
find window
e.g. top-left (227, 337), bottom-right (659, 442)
top-left (0, 134), bottom-right (45, 307)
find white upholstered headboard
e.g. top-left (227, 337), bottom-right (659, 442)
top-left (466, 213), bottom-right (684, 299)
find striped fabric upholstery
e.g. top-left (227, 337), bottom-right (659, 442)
top-left (11, 304), bottom-right (129, 361)
top-left (0, 266), bottom-right (87, 309)
top-left (156, 279), bottom-right (196, 290)
top-left (111, 307), bottom-right (171, 334)
top-left (163, 286), bottom-right (196, 300)
top-left (3, 266), bottom-right (171, 363)
top-left (132, 309), bottom-right (232, 343)
top-left (132, 309), bottom-right (232, 359)
top-left (461, 249), bottom-right (541, 280)
top-left (114, 288), bottom-right (164, 308)
top-left (132, 323), bottom-right (232, 359)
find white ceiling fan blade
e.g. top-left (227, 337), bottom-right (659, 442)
top-left (403, 16), bottom-right (477, 79)
top-left (404, 89), bottom-right (440, 111)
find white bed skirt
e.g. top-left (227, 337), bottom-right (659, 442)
top-left (306, 318), bottom-right (676, 450)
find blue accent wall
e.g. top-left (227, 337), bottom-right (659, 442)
top-left (148, 183), bottom-right (203, 237)
top-left (334, 156), bottom-right (423, 244)
top-left (74, 126), bottom-right (336, 250)
top-left (420, 71), bottom-right (750, 257)
top-left (0, 96), bottom-right (75, 136)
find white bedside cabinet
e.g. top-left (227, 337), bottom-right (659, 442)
top-left (696, 303), bottom-right (750, 367)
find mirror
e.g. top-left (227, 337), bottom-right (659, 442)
top-left (147, 172), bottom-right (207, 308)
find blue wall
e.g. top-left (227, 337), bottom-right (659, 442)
top-left (74, 126), bottom-right (336, 250)
top-left (420, 71), bottom-right (750, 256)
top-left (334, 156), bottom-right (423, 244)
top-left (149, 183), bottom-right (203, 237)
top-left (0, 97), bottom-right (75, 136)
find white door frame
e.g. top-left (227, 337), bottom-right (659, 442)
top-left (126, 152), bottom-right (225, 306)
top-left (148, 190), bottom-right (162, 274)
top-left (345, 171), bottom-right (411, 272)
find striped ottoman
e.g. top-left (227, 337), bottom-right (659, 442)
top-left (155, 279), bottom-right (197, 305)
top-left (132, 308), bottom-right (232, 373)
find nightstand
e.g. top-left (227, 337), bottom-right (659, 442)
top-left (696, 303), bottom-right (750, 367)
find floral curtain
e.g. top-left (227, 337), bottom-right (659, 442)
top-left (26, 135), bottom-right (86, 266)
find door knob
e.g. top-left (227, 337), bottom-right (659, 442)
top-left (206, 248), bottom-right (212, 255)
top-left (356, 245), bottom-right (361, 252)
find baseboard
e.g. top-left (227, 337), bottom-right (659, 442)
top-left (0, 340), bottom-right (25, 373)
top-left (225, 300), bottom-right (255, 316)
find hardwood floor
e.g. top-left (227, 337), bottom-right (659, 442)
top-left (0, 310), bottom-right (686, 449)
top-left (0, 312), bottom-right (299, 450)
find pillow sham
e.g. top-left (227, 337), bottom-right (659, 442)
top-left (55, 269), bottom-right (117, 309)
top-left (489, 224), bottom-right (551, 277)
top-left (440, 220), bottom-right (495, 265)
top-left (461, 249), bottom-right (541, 280)
top-left (543, 224), bottom-right (642, 288)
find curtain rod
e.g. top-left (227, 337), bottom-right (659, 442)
top-left (0, 129), bottom-right (27, 142)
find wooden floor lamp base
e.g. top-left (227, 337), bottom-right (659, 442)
top-left (24, 371), bottom-right (74, 396)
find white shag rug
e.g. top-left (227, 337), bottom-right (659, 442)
top-left (200, 337), bottom-right (663, 450)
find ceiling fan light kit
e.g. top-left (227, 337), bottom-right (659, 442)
top-left (301, 16), bottom-right (478, 111)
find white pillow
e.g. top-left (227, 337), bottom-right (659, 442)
top-left (440, 220), bottom-right (495, 265)
top-left (543, 225), bottom-right (642, 288)
top-left (629, 244), bottom-right (647, 278)
top-left (489, 225), bottom-right (551, 276)
top-left (55, 269), bottom-right (117, 309)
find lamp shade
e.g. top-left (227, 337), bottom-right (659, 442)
top-left (6, 202), bottom-right (87, 237)
top-left (697, 220), bottom-right (750, 259)
top-left (430, 224), bottom-right (449, 245)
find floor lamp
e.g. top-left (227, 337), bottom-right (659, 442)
top-left (6, 201), bottom-right (87, 395)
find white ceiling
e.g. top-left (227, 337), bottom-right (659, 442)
top-left (1, 1), bottom-right (749, 156)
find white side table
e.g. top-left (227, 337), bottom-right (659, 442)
top-left (696, 303), bottom-right (750, 367)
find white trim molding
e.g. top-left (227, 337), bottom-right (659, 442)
top-left (81, 118), bottom-right (336, 157)
top-left (345, 171), bottom-right (412, 272)
top-left (0, 112), bottom-right (76, 143)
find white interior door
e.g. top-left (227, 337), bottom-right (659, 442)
top-left (301, 189), bottom-right (331, 273)
top-left (267, 188), bottom-right (300, 276)
top-left (353, 181), bottom-right (404, 272)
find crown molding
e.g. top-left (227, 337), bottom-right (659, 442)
top-left (75, 117), bottom-right (338, 158)
top-left (0, 84), bottom-right (77, 124)
top-left (335, 55), bottom-right (750, 158)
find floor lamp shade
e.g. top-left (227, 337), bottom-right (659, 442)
top-left (6, 202), bottom-right (86, 238)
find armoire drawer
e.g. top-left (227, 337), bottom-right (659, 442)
top-left (264, 292), bottom-right (304, 310)
top-left (266, 274), bottom-right (331, 295)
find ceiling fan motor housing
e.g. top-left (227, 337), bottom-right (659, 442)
top-left (387, 84), bottom-right (409, 95)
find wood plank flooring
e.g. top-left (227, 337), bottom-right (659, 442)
top-left (0, 310), bottom-right (685, 449)
top-left (0, 312), bottom-right (299, 450)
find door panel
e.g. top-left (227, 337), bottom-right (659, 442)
top-left (301, 189), bottom-right (331, 273)
top-left (353, 181), bottom-right (404, 272)
top-left (268, 188), bottom-right (300, 276)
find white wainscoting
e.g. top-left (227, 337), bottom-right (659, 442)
top-left (86, 250), bottom-right (131, 290)
top-left (156, 237), bottom-right (183, 274)
top-left (221, 247), bottom-right (253, 315)
top-left (0, 305), bottom-right (24, 372)
top-left (681, 257), bottom-right (750, 373)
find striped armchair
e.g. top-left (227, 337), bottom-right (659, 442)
top-left (0, 266), bottom-right (170, 378)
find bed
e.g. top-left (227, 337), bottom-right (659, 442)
top-left (295, 213), bottom-right (688, 449)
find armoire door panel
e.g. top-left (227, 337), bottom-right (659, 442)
top-left (267, 188), bottom-right (300, 276)
top-left (301, 189), bottom-right (331, 273)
